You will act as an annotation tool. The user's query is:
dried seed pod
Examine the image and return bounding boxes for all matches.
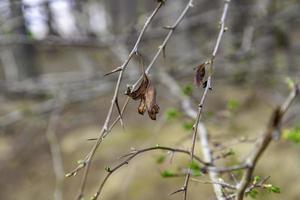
[148,104,159,120]
[194,63,206,87]
[145,80,160,120]
[126,73,159,120]
[138,97,146,115]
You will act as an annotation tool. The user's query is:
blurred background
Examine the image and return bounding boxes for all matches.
[0,0,300,200]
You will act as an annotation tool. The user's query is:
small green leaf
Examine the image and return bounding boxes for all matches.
[182,84,193,96]
[283,126,300,144]
[160,170,175,178]
[156,155,166,164]
[188,161,202,176]
[164,108,181,120]
[253,175,261,184]
[182,122,194,131]
[246,189,258,199]
[270,186,281,193]
[265,184,281,193]
[227,99,240,111]
[188,161,201,171]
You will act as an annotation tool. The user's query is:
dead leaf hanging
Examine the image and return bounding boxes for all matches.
[145,80,160,120]
[138,97,146,115]
[126,73,159,120]
[126,74,149,100]
[194,63,206,87]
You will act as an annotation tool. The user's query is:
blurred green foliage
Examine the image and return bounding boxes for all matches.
[182,122,194,131]
[164,108,181,120]
[182,84,193,96]
[160,170,176,178]
[283,125,300,144]
[156,155,166,164]
[188,161,202,177]
[227,99,240,112]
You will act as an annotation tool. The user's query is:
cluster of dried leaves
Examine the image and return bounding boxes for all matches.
[126,73,160,120]
[125,60,209,120]
[107,55,210,121]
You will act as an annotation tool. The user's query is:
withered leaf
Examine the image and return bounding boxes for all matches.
[138,97,146,115]
[148,104,159,120]
[126,74,149,100]
[126,73,159,120]
[194,63,206,87]
[145,80,160,120]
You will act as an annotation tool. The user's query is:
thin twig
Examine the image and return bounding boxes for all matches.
[235,84,299,200]
[108,0,196,134]
[159,70,249,176]
[133,0,195,88]
[91,146,206,199]
[182,1,231,200]
[45,91,65,200]
[191,178,236,190]
[66,3,164,200]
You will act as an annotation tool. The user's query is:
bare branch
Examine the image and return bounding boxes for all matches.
[66,3,164,199]
[45,92,65,200]
[235,84,299,200]
[181,1,231,200]
[191,178,236,190]
[91,145,206,199]
[100,0,197,135]
[198,123,226,200]
[132,0,195,88]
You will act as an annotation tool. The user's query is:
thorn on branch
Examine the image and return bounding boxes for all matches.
[115,98,124,129]
[170,187,186,195]
[104,66,123,76]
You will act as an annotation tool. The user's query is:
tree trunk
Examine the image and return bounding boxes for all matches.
[9,0,39,81]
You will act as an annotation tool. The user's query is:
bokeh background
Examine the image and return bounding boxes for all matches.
[0,0,300,200]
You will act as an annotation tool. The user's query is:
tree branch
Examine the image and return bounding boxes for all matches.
[235,84,299,200]
[45,91,65,200]
[91,146,206,200]
[182,1,231,200]
[65,3,164,200]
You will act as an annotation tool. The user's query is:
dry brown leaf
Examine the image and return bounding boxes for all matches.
[194,63,206,87]
[126,73,159,120]
[126,74,149,100]
[145,80,159,120]
[148,104,159,120]
[138,97,146,115]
